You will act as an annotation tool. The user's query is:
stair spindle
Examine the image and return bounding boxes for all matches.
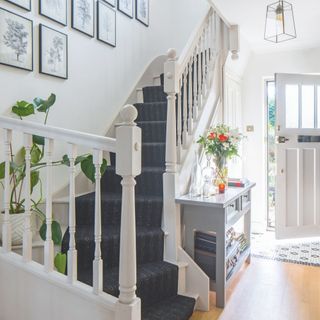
[202,29,207,97]
[93,149,103,294]
[182,69,188,146]
[193,49,199,120]
[188,60,193,134]
[2,129,12,252]
[68,144,77,284]
[23,134,33,262]
[44,138,54,272]
[197,37,203,110]
[177,78,182,158]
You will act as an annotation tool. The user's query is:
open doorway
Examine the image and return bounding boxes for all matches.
[266,80,276,230]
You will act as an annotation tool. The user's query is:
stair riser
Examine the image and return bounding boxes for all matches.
[143,87,167,103]
[135,103,167,122]
[102,167,164,196]
[75,196,163,227]
[138,122,166,143]
[62,228,164,270]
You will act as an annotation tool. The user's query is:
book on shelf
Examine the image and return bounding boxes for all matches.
[228,178,250,188]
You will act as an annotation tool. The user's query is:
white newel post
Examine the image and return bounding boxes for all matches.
[93,149,103,294]
[68,144,77,284]
[2,129,12,253]
[163,49,181,262]
[115,105,141,320]
[44,138,54,272]
[23,134,33,262]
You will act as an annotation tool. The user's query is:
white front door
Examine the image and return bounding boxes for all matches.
[276,73,320,239]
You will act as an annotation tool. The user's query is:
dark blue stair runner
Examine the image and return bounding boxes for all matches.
[62,79,195,319]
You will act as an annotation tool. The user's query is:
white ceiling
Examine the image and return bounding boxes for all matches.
[213,0,320,53]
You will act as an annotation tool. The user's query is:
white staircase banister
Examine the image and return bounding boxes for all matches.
[0,116,116,152]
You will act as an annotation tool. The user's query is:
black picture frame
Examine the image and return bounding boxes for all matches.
[39,0,68,26]
[117,0,133,19]
[72,0,95,38]
[0,7,33,71]
[135,0,149,27]
[5,0,31,11]
[39,24,68,79]
[97,1,116,47]
[104,0,116,7]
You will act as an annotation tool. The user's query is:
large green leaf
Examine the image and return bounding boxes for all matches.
[54,252,66,274]
[30,171,39,193]
[32,135,45,146]
[39,220,62,245]
[14,147,26,167]
[31,144,42,164]
[36,94,56,113]
[12,101,35,118]
[80,155,108,183]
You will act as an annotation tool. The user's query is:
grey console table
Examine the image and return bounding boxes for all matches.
[176,182,256,308]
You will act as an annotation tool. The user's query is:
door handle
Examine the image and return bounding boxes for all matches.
[277,136,289,144]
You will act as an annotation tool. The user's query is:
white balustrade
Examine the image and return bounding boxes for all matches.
[23,134,32,262]
[68,144,77,284]
[44,138,54,272]
[2,129,12,253]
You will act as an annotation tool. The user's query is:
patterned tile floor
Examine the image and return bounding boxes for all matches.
[251,231,320,267]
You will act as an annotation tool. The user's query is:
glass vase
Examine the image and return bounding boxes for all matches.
[189,150,203,197]
[213,156,228,188]
[202,154,215,197]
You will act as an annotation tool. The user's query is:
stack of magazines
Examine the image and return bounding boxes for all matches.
[228,178,250,188]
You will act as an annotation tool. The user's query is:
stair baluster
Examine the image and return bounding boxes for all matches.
[182,69,188,146]
[202,31,206,98]
[177,77,182,160]
[188,60,193,133]
[68,144,77,284]
[44,138,54,272]
[2,129,12,253]
[93,149,103,294]
[22,134,32,262]
[193,49,199,120]
[197,37,203,110]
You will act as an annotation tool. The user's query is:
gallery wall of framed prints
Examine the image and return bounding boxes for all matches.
[0,0,150,79]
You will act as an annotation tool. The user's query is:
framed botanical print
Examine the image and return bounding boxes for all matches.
[0,8,33,71]
[39,0,68,26]
[97,1,116,47]
[104,0,116,7]
[39,24,68,79]
[5,0,31,11]
[72,0,95,37]
[136,0,149,26]
[118,0,133,18]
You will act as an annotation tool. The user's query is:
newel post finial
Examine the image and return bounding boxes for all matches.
[167,48,177,61]
[120,104,138,126]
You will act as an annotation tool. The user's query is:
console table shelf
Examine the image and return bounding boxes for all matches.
[176,182,255,308]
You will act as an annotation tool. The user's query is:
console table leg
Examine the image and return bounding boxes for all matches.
[216,213,226,308]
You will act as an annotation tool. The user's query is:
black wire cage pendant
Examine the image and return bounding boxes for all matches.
[265,0,297,43]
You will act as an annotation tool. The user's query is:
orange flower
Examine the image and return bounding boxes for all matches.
[218,134,228,142]
[208,132,216,140]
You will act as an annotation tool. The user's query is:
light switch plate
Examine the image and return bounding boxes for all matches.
[246,125,254,132]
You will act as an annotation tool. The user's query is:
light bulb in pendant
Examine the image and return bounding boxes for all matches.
[275,5,284,23]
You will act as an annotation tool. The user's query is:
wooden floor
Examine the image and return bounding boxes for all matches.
[191,257,320,320]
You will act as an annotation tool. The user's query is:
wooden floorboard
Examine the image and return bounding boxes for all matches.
[191,257,320,320]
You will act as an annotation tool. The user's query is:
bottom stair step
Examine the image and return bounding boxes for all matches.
[142,295,196,320]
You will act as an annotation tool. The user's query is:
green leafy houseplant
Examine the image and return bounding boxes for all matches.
[0,94,107,273]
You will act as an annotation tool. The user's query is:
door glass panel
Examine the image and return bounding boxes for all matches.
[301,85,315,128]
[285,84,299,128]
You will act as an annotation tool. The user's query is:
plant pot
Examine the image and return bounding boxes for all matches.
[0,212,36,246]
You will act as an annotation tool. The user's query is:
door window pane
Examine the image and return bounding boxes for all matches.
[301,85,315,128]
[285,85,299,128]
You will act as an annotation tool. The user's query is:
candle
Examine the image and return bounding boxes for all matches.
[219,183,225,194]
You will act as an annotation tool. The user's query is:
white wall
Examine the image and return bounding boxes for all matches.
[242,47,320,232]
[0,0,209,195]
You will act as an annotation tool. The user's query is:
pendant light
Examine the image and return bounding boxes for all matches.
[264,0,297,43]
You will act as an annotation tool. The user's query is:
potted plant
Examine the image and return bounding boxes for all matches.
[0,94,107,273]
[197,124,243,190]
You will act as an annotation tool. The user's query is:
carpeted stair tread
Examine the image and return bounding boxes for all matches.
[78,261,179,308]
[135,102,167,122]
[75,192,163,227]
[102,166,164,196]
[62,225,164,270]
[137,121,167,143]
[141,142,165,167]
[143,86,167,103]
[142,295,196,320]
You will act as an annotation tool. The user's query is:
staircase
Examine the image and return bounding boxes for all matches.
[61,79,196,320]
